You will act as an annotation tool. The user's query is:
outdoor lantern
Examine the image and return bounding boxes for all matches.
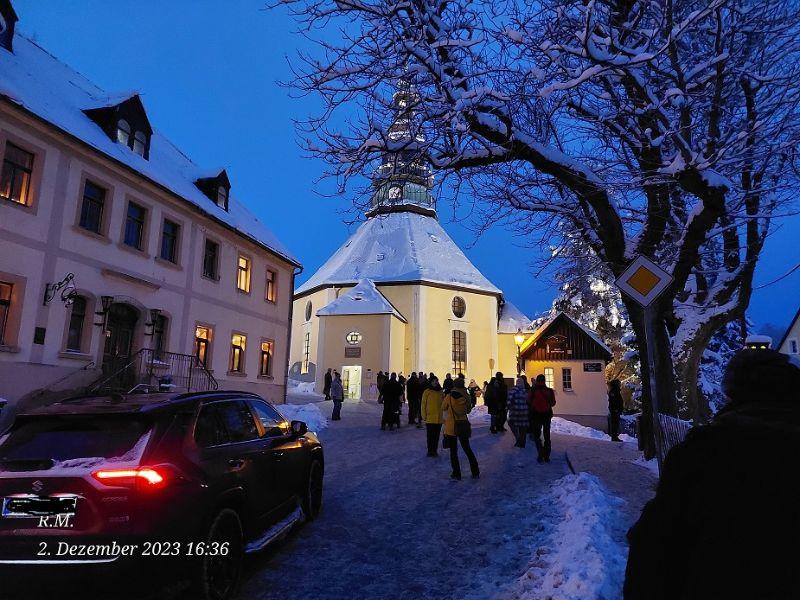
[514,329,526,347]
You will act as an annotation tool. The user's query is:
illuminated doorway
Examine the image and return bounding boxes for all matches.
[341,366,362,399]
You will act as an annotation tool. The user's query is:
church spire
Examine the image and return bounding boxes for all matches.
[367,79,436,218]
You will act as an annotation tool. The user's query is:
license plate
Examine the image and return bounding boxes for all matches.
[2,495,77,518]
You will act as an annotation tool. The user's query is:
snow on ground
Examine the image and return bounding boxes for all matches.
[504,472,628,600]
[277,402,328,433]
[286,379,323,397]
[551,417,635,444]
[631,456,659,475]
[469,404,492,424]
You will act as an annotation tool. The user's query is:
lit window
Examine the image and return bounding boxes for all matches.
[346,331,362,345]
[562,368,572,391]
[237,255,251,293]
[302,332,311,374]
[216,185,228,210]
[0,281,11,346]
[265,269,277,303]
[124,202,147,249]
[79,180,106,234]
[544,367,554,389]
[230,333,246,373]
[0,142,34,206]
[160,219,179,263]
[66,296,87,352]
[305,301,312,322]
[133,131,147,156]
[116,120,131,145]
[260,340,274,377]
[452,330,466,375]
[194,326,211,366]
[202,239,219,279]
[452,296,466,318]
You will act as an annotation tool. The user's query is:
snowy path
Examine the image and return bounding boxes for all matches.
[241,399,571,599]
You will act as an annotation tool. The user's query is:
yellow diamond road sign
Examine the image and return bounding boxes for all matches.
[615,256,674,307]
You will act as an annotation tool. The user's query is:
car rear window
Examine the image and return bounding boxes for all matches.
[0,416,151,470]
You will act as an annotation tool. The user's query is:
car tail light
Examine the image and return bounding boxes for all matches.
[92,467,167,490]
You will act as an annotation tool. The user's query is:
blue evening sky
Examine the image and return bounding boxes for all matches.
[13,1,799,335]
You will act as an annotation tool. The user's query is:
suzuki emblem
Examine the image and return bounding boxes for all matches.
[31,480,44,493]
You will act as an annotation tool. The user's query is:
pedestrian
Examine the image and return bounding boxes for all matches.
[467,378,481,408]
[421,374,444,457]
[407,372,421,425]
[376,371,385,404]
[484,375,498,433]
[380,372,403,430]
[608,379,624,441]
[442,377,479,480]
[507,375,530,448]
[398,373,407,416]
[493,372,509,432]
[416,372,429,428]
[323,368,332,401]
[330,372,344,420]
[529,374,556,463]
[443,373,454,393]
[624,350,800,600]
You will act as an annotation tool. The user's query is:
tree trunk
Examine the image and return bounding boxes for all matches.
[625,298,678,459]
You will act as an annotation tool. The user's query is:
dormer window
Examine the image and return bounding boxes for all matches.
[116,120,130,145]
[133,131,147,157]
[217,185,228,210]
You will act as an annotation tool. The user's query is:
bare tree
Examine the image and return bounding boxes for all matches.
[279,0,800,449]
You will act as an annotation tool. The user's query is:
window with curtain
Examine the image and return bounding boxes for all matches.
[259,340,274,377]
[230,333,246,373]
[544,367,555,389]
[562,368,572,391]
[66,296,87,352]
[236,255,251,293]
[265,269,277,303]
[194,326,211,366]
[0,142,34,206]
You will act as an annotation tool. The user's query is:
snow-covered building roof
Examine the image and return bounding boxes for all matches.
[316,279,406,322]
[498,301,532,334]
[0,32,299,266]
[296,211,502,296]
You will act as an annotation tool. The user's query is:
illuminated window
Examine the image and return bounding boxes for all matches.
[230,333,246,373]
[66,296,87,352]
[562,368,572,391]
[259,340,274,377]
[452,330,466,375]
[452,296,466,318]
[302,332,311,374]
[133,131,147,156]
[346,331,362,345]
[236,255,251,293]
[116,119,131,145]
[0,282,11,345]
[544,367,554,389]
[0,142,34,206]
[265,269,277,303]
[194,326,211,366]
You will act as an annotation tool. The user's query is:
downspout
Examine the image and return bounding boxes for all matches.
[281,265,303,404]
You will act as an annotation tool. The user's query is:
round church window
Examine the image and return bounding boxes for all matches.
[452,296,466,318]
[346,331,363,345]
[305,301,312,321]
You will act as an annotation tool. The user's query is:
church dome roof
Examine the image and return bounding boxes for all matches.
[295,211,502,296]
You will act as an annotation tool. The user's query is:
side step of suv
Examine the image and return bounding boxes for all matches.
[245,506,304,554]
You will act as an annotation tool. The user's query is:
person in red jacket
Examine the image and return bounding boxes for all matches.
[528,374,556,463]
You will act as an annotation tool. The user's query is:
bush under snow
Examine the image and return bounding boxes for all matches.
[277,403,328,433]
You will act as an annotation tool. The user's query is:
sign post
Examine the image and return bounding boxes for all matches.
[615,256,674,475]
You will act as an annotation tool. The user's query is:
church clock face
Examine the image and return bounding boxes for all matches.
[388,185,402,200]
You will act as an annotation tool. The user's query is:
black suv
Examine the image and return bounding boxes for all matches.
[0,391,324,599]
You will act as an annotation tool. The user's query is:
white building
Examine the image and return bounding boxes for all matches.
[0,3,300,409]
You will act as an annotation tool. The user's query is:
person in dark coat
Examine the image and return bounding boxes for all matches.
[323,368,333,401]
[443,373,454,394]
[484,376,498,433]
[624,350,800,600]
[507,376,530,448]
[376,371,386,404]
[607,379,624,441]
[493,372,509,432]
[330,372,344,420]
[529,374,555,462]
[406,372,422,425]
[380,372,403,430]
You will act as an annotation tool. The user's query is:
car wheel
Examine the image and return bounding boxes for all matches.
[302,459,323,521]
[196,508,244,600]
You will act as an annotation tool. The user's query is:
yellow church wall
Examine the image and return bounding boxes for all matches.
[289,287,336,385]
[524,360,609,417]
[497,333,522,378]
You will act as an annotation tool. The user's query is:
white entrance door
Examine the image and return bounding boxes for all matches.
[341,366,362,400]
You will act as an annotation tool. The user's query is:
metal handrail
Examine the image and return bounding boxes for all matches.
[89,349,218,394]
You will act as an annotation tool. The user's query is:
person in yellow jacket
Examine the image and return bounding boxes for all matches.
[421,375,444,457]
[442,379,480,480]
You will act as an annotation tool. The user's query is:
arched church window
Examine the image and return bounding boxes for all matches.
[305,301,312,322]
[346,331,362,345]
[452,296,466,318]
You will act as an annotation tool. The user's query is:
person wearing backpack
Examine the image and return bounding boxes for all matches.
[442,378,480,480]
[529,374,556,463]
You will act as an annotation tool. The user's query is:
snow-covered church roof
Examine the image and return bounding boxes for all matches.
[316,279,406,321]
[498,301,532,334]
[0,32,299,266]
[296,211,502,296]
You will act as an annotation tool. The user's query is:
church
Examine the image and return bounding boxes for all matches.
[288,83,531,398]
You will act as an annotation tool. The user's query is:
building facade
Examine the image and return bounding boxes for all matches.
[778,307,800,357]
[0,5,300,408]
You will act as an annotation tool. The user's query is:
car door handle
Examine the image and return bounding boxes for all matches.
[227,458,245,469]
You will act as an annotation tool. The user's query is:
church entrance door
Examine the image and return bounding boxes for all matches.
[341,366,362,400]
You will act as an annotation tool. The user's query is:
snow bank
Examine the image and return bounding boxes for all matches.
[551,417,635,443]
[631,456,659,475]
[278,403,328,433]
[468,404,492,425]
[509,473,627,600]
[287,379,323,397]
